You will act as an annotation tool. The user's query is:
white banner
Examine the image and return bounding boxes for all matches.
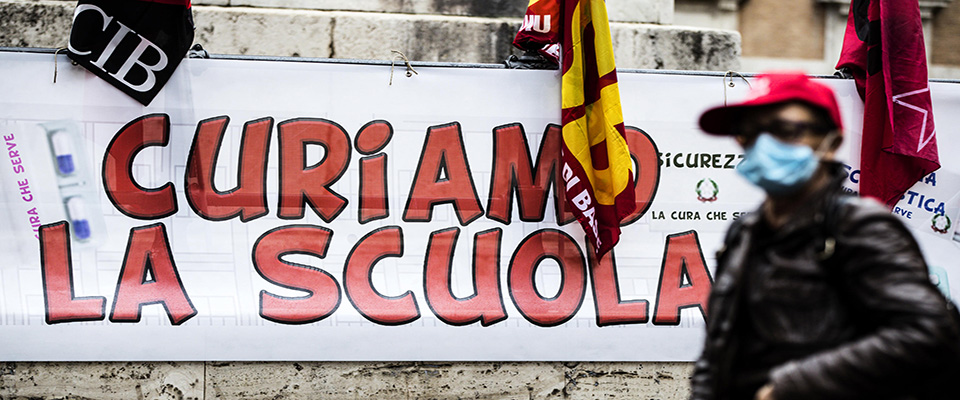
[1,50,959,361]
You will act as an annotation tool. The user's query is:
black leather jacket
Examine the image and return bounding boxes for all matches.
[691,166,960,400]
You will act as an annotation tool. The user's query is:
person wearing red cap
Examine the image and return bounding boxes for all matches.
[689,72,960,400]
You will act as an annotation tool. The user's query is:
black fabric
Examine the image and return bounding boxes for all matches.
[68,0,194,105]
[690,163,960,400]
[818,194,960,400]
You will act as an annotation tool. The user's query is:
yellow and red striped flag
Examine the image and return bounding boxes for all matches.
[559,0,635,258]
[513,0,635,259]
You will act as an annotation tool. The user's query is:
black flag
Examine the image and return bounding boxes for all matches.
[67,0,194,105]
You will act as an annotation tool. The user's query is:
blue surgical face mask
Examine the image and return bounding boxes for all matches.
[736,133,821,195]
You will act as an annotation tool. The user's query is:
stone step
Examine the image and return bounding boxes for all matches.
[192,0,674,24]
[0,0,738,70]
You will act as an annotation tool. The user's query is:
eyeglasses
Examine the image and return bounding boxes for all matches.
[735,119,833,144]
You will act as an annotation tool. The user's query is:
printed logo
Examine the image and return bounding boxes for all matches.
[521,14,552,33]
[932,213,951,234]
[67,1,194,105]
[696,178,718,203]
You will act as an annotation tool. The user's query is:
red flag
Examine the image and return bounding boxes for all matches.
[836,0,939,207]
[513,0,561,63]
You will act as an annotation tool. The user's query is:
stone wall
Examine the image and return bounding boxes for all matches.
[932,1,960,66]
[0,0,740,70]
[190,0,674,23]
[1,362,694,399]
[739,0,825,60]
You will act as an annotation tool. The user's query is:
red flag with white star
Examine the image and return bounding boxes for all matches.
[836,0,939,207]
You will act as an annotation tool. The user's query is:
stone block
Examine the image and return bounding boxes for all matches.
[933,0,960,65]
[327,12,518,63]
[611,23,741,70]
[196,0,673,23]
[0,362,205,400]
[224,0,526,19]
[0,0,73,49]
[561,362,694,399]
[401,362,568,398]
[277,11,738,69]
[0,1,738,71]
[608,0,675,24]
[193,6,334,57]
[0,361,696,399]
[205,362,569,399]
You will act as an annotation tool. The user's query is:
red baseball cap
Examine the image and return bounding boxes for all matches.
[699,72,843,136]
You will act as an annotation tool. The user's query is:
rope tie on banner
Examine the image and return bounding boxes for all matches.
[723,70,751,106]
[389,50,418,86]
[53,47,69,84]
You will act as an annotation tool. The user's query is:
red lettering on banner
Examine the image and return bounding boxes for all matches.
[587,244,649,326]
[354,120,392,155]
[82,113,693,328]
[621,126,661,225]
[253,225,340,324]
[508,229,586,326]
[39,222,107,324]
[487,123,574,225]
[186,116,273,222]
[343,226,420,325]
[423,228,507,326]
[356,120,393,224]
[359,154,389,224]
[403,122,483,225]
[102,114,178,219]
[653,231,712,325]
[109,223,197,325]
[277,118,350,221]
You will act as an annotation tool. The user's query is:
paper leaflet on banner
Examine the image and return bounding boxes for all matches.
[892,169,960,243]
[907,220,960,301]
[892,169,960,301]
[0,121,106,270]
